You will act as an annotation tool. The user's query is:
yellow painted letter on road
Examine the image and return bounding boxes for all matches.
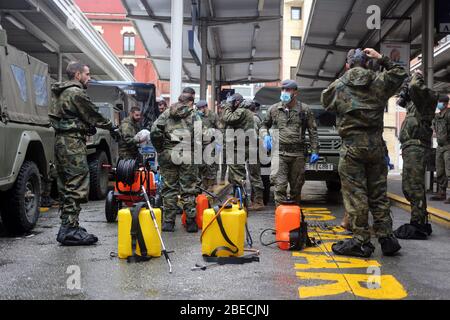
[293,253,380,269]
[303,213,335,221]
[297,272,407,299]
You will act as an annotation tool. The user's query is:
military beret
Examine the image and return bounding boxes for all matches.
[439,95,450,103]
[196,100,208,108]
[281,79,298,90]
[231,93,244,101]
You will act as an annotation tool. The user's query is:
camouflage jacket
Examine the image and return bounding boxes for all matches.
[253,113,262,133]
[49,80,112,137]
[260,101,319,156]
[399,73,438,149]
[222,101,256,147]
[118,116,141,159]
[198,110,219,146]
[433,108,450,147]
[150,102,201,154]
[321,56,407,146]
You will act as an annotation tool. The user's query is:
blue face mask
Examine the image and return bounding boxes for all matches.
[280,92,292,104]
[437,102,446,111]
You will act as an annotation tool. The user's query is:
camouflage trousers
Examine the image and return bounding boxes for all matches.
[55,135,89,227]
[227,147,263,193]
[159,150,198,224]
[246,162,264,201]
[199,146,217,190]
[339,144,393,244]
[402,145,429,224]
[271,154,305,207]
[435,146,450,193]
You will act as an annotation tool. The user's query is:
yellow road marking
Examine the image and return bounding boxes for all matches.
[294,207,408,300]
[297,272,408,299]
[303,213,336,221]
[293,252,380,269]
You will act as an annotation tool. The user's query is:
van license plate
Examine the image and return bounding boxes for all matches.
[306,163,334,171]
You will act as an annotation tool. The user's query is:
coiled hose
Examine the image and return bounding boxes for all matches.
[116,159,138,186]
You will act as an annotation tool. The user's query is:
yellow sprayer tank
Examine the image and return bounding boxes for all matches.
[118,207,162,259]
[201,203,246,257]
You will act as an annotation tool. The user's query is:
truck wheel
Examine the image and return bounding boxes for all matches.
[0,161,41,234]
[105,190,119,222]
[89,151,109,200]
[326,180,341,192]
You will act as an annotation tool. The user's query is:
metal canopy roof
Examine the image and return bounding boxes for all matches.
[0,0,134,81]
[121,0,282,85]
[296,0,448,89]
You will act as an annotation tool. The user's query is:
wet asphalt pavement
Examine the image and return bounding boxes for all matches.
[0,181,449,300]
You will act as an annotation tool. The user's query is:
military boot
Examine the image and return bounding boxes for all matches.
[378,235,401,256]
[430,191,446,201]
[394,222,431,240]
[331,238,375,258]
[185,218,198,233]
[57,225,98,246]
[162,221,175,232]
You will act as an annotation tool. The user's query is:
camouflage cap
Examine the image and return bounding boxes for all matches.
[281,79,298,90]
[241,99,254,109]
[230,93,244,102]
[182,87,196,95]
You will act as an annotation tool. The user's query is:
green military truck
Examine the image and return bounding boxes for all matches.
[0,30,54,233]
[255,86,341,202]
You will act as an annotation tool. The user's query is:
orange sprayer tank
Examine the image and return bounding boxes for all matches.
[181,194,209,229]
[275,201,301,250]
[115,170,156,193]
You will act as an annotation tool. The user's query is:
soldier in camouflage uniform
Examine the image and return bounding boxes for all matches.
[394,70,437,240]
[196,100,220,191]
[260,80,319,208]
[321,48,407,257]
[118,106,142,160]
[242,99,265,210]
[217,102,228,184]
[150,94,200,233]
[430,95,450,202]
[222,94,256,196]
[49,61,114,246]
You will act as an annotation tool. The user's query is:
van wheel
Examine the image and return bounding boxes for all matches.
[326,180,341,192]
[89,151,109,200]
[0,161,41,234]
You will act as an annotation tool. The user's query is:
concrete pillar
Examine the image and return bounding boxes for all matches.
[170,0,184,104]
[200,22,208,100]
[210,60,216,112]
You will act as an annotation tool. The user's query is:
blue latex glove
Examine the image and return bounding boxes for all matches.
[309,153,319,164]
[215,143,222,153]
[263,135,272,151]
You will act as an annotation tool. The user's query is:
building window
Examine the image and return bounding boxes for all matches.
[290,66,297,80]
[123,33,135,55]
[291,7,302,20]
[125,64,135,76]
[291,36,302,50]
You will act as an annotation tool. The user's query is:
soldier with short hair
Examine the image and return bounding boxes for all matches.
[430,95,450,202]
[118,106,143,160]
[394,70,437,240]
[49,61,114,246]
[321,48,407,257]
[150,93,200,233]
[260,80,319,208]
